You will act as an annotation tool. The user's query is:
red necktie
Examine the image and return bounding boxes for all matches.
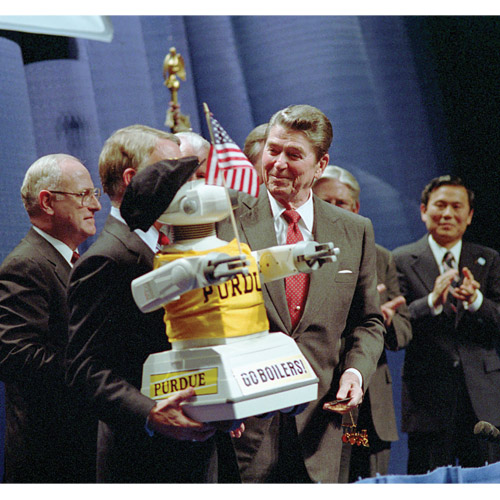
[283,209,310,328]
[157,231,170,249]
[71,251,80,265]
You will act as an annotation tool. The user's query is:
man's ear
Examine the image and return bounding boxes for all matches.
[314,153,329,180]
[123,168,137,187]
[420,203,427,223]
[38,190,55,215]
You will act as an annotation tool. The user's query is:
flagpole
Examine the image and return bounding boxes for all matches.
[203,103,243,256]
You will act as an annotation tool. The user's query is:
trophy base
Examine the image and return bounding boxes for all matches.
[141,331,318,422]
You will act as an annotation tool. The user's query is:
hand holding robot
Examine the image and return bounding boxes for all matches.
[120,157,339,428]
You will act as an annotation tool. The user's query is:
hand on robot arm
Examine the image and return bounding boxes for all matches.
[131,252,249,313]
[253,241,339,283]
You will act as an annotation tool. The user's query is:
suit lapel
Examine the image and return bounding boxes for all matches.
[459,242,486,283]
[103,215,155,267]
[26,228,71,286]
[239,192,290,333]
[410,236,439,292]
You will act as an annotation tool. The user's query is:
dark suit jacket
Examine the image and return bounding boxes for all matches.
[0,228,96,482]
[217,191,385,483]
[65,215,217,483]
[366,244,412,442]
[393,236,500,432]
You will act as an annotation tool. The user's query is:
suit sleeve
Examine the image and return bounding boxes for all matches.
[342,219,385,390]
[383,252,412,351]
[393,252,435,322]
[65,254,156,431]
[0,255,65,384]
[473,251,500,333]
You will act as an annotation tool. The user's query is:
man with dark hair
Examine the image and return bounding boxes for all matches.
[65,125,219,483]
[0,154,101,482]
[393,175,500,474]
[217,105,384,483]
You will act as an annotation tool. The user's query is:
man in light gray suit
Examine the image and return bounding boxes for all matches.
[217,104,385,483]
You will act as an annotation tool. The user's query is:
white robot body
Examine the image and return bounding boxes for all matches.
[157,182,231,225]
[133,180,338,423]
[142,331,319,422]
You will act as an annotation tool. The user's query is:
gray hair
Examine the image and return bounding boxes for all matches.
[21,153,77,216]
[176,131,210,156]
[316,165,360,203]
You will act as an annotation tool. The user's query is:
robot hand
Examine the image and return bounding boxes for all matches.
[293,241,340,273]
[255,241,340,283]
[202,253,250,285]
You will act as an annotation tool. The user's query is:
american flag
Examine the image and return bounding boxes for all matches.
[205,115,260,198]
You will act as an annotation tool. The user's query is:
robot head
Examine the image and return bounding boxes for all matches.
[158,179,236,225]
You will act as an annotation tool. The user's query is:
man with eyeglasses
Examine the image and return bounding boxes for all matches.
[0,153,101,482]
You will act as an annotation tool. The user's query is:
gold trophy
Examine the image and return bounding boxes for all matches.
[164,47,191,132]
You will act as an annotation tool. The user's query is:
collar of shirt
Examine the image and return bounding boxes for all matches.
[267,189,314,246]
[428,234,462,273]
[111,206,159,253]
[32,225,75,266]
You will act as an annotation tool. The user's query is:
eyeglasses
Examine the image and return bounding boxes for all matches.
[49,188,101,207]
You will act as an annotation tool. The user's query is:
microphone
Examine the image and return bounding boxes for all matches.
[474,421,500,443]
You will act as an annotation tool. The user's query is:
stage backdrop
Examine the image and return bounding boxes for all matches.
[1,15,498,480]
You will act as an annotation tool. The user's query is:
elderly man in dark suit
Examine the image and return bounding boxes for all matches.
[0,153,101,482]
[217,105,385,483]
[313,165,412,481]
[393,175,500,474]
[65,125,220,483]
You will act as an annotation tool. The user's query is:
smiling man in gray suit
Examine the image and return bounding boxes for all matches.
[217,105,385,483]
[393,175,500,474]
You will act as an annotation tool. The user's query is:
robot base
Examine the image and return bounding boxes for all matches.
[141,331,319,422]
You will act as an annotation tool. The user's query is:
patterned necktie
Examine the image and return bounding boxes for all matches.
[442,251,457,312]
[283,209,310,328]
[71,251,80,265]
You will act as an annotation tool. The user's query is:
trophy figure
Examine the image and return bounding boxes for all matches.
[163,47,191,132]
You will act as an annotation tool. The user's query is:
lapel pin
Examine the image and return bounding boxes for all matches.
[477,257,486,266]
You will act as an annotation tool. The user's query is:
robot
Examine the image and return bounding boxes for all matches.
[121,158,340,427]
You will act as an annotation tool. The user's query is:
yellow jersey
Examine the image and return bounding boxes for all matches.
[154,239,269,342]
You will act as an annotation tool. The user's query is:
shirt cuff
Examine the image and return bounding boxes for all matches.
[344,368,363,388]
[464,289,483,312]
[428,293,443,316]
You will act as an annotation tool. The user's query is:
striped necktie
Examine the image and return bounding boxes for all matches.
[442,251,457,312]
[71,251,80,265]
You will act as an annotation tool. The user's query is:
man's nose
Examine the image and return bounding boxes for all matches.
[442,205,453,217]
[88,195,101,211]
[274,152,287,168]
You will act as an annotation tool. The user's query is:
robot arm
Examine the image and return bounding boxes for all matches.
[254,241,339,283]
[131,253,249,313]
